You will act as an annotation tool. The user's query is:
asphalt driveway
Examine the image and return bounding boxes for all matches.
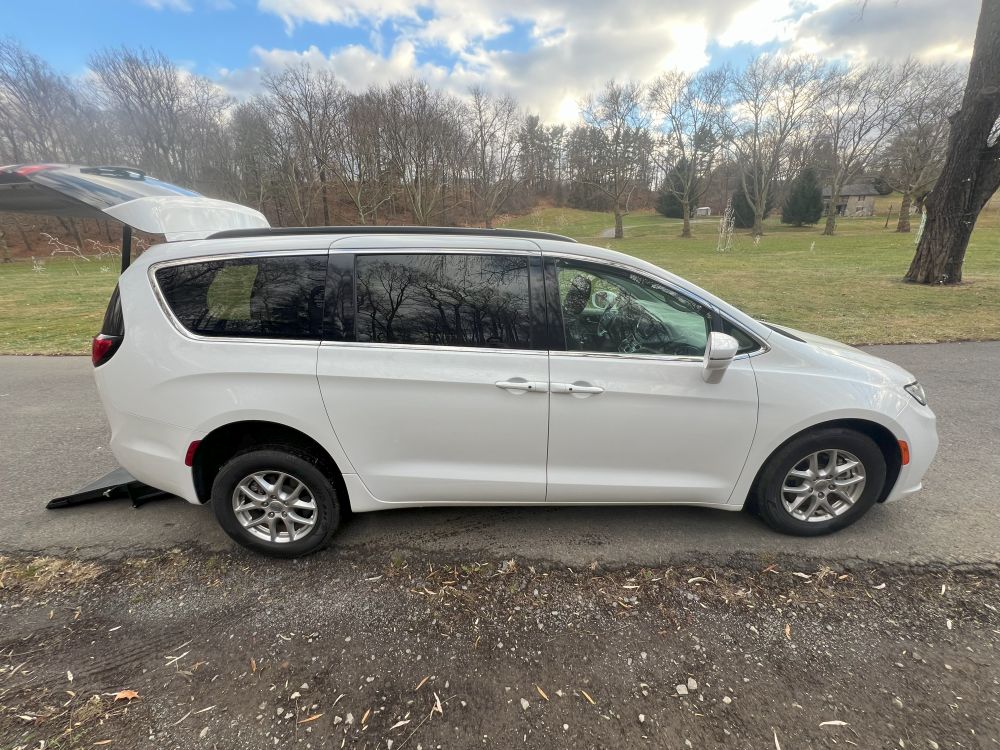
[2,342,997,565]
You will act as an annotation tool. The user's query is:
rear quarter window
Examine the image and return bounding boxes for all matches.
[101,284,124,336]
[155,255,326,339]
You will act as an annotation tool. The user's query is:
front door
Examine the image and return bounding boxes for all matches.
[545,257,758,505]
[316,250,549,504]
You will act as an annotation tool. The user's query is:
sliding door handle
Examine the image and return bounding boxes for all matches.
[495,379,547,393]
[551,382,604,395]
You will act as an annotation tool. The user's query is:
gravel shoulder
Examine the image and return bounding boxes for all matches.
[2,549,998,750]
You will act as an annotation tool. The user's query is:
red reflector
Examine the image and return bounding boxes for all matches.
[91,335,117,366]
[898,440,910,466]
[16,164,58,176]
[185,441,201,467]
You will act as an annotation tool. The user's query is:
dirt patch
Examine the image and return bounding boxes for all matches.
[1,549,998,749]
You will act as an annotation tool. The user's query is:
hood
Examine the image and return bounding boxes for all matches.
[770,323,917,387]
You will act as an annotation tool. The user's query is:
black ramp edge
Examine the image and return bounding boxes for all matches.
[47,467,172,509]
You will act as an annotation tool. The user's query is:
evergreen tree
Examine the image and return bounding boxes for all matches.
[655,188,684,218]
[781,168,824,227]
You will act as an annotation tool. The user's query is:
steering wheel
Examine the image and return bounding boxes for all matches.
[590,289,618,311]
[596,295,622,337]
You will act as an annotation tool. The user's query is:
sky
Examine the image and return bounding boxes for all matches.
[0,0,982,122]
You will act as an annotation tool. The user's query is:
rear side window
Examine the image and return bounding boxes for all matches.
[101,284,124,336]
[355,253,532,349]
[155,255,326,339]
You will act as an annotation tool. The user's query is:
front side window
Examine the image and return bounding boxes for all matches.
[155,255,326,339]
[355,253,531,349]
[555,258,712,357]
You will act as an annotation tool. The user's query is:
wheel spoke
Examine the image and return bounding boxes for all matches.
[834,474,864,488]
[243,514,268,530]
[238,483,266,503]
[283,516,296,542]
[268,516,278,543]
[287,511,315,528]
[834,459,859,476]
[234,501,259,514]
[787,494,811,513]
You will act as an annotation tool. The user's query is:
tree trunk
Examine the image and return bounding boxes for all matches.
[614,208,624,239]
[681,201,691,238]
[823,200,839,236]
[896,192,912,233]
[905,1,1000,284]
[319,168,331,226]
[905,210,977,284]
[752,212,764,237]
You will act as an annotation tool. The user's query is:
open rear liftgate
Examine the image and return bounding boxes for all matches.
[0,163,271,510]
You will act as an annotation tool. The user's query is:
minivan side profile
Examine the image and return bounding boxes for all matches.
[91,226,938,557]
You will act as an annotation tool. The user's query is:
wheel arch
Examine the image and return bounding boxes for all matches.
[747,418,902,505]
[191,420,350,507]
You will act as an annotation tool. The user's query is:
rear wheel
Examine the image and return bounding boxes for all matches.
[753,428,886,536]
[211,447,340,557]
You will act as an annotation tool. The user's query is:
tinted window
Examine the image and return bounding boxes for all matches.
[355,254,531,349]
[556,259,712,357]
[101,284,124,336]
[156,255,326,339]
[721,319,761,354]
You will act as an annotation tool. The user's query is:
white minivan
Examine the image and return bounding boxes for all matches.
[2,165,939,557]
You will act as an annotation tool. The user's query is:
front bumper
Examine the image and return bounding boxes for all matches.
[883,398,938,503]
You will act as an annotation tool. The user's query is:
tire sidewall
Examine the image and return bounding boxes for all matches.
[757,428,887,536]
[212,448,339,557]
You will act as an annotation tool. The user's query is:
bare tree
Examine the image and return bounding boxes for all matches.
[729,55,828,236]
[331,91,393,224]
[468,86,522,228]
[648,68,729,237]
[581,80,649,239]
[89,47,230,188]
[879,63,963,232]
[375,80,469,226]
[263,65,341,225]
[816,60,911,235]
[0,38,80,163]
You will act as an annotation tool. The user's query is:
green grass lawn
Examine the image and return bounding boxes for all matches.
[504,206,1000,346]
[0,205,997,354]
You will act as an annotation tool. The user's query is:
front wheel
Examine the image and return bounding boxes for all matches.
[212,447,341,557]
[753,428,886,536]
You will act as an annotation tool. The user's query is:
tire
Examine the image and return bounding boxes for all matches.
[211,446,341,557]
[752,427,886,536]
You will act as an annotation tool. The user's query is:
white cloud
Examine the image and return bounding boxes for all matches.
[140,0,193,10]
[214,0,978,121]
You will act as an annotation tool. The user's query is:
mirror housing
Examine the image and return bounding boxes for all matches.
[702,332,739,383]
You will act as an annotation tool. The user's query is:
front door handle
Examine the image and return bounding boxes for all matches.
[495,379,547,394]
[551,382,604,395]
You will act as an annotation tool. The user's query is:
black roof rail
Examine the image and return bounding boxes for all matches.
[206,225,578,243]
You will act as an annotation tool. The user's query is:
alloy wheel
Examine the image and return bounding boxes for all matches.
[780,449,867,523]
[232,470,318,543]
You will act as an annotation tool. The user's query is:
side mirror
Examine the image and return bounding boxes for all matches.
[702,332,739,383]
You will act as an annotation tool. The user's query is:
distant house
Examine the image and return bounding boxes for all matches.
[695,206,712,217]
[822,183,879,217]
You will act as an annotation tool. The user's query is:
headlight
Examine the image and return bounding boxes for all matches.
[904,382,927,406]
